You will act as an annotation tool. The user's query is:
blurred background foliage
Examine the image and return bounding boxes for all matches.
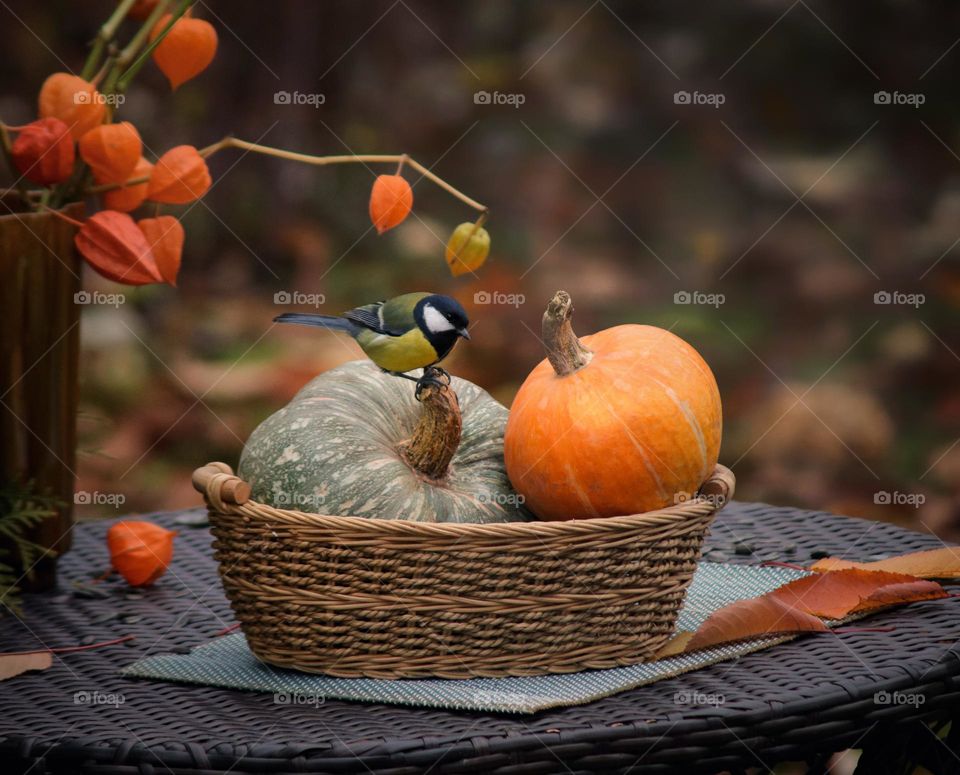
[2,1,959,538]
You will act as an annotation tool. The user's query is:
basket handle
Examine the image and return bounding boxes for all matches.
[192,462,251,509]
[700,464,736,508]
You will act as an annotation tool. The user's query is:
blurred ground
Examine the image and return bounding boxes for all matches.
[3,1,959,538]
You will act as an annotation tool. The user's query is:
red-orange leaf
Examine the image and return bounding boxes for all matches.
[137,216,184,286]
[686,596,829,652]
[851,580,948,613]
[75,211,163,286]
[0,651,52,681]
[369,174,413,234]
[769,569,940,620]
[811,547,960,579]
[147,145,211,204]
[79,122,142,184]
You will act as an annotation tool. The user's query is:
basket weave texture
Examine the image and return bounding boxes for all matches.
[192,462,735,679]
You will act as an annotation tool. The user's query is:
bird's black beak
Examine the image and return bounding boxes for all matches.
[458,327,471,340]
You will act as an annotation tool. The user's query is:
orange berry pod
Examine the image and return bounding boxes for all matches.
[103,157,153,213]
[127,0,160,21]
[150,14,218,90]
[137,215,184,286]
[147,145,211,204]
[369,174,413,234]
[445,221,491,277]
[106,520,177,587]
[10,118,75,185]
[74,210,164,286]
[79,122,142,184]
[38,73,106,140]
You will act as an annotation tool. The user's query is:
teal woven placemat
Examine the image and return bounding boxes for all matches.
[121,562,808,713]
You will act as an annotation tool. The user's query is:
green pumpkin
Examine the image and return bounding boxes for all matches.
[238,360,530,523]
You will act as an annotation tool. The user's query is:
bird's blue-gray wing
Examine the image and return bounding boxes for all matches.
[343,301,399,335]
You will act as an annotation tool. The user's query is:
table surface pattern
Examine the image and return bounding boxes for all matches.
[2,502,959,774]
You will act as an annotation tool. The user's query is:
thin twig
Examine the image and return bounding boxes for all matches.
[197,137,488,213]
[0,634,135,657]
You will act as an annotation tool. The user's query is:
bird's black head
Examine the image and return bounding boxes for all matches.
[415,295,471,356]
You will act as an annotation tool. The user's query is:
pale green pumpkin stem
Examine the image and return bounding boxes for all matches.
[542,290,593,376]
[398,372,462,480]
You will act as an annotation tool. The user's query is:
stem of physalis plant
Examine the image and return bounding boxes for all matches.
[111,0,190,94]
[197,137,489,214]
[80,0,140,81]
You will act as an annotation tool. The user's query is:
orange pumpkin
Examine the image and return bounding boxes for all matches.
[504,291,722,520]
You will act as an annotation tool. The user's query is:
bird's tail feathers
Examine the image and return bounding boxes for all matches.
[273,313,358,335]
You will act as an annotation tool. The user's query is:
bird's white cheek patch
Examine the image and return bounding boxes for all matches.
[423,304,456,333]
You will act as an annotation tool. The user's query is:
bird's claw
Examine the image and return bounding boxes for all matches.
[415,366,450,399]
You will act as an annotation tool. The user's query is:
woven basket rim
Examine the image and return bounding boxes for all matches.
[193,462,735,537]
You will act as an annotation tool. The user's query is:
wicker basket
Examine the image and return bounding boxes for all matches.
[192,462,735,679]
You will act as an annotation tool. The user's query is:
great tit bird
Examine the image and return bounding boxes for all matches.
[274,292,471,381]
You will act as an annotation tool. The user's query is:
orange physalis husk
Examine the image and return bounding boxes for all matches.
[137,216,184,286]
[78,122,142,185]
[106,520,177,587]
[104,157,153,213]
[147,145,212,204]
[150,14,218,90]
[128,0,160,21]
[74,211,164,286]
[369,174,413,234]
[445,221,490,276]
[10,118,75,186]
[38,73,106,140]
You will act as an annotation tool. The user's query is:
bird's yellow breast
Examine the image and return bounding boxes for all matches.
[356,327,440,373]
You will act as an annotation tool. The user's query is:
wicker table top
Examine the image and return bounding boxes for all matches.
[3,502,959,774]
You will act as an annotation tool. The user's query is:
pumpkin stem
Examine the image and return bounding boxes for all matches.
[398,368,462,480]
[542,290,593,376]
